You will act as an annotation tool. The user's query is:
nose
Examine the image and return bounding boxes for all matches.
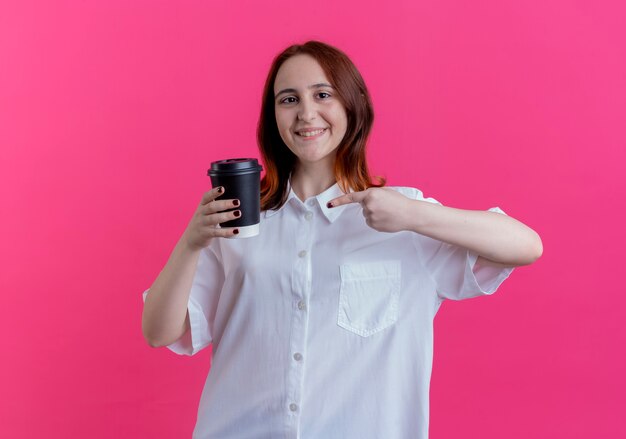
[297,97,317,121]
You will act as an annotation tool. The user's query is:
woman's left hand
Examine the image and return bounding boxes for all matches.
[327,188,412,233]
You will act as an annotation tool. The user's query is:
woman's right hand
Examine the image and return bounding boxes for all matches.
[183,186,241,250]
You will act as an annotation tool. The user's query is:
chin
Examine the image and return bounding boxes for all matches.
[299,153,335,165]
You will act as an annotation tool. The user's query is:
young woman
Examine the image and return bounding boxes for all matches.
[142,41,542,439]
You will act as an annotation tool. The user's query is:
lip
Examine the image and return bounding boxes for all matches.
[294,128,327,141]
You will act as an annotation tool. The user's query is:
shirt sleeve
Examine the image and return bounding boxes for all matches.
[142,241,225,355]
[403,187,515,301]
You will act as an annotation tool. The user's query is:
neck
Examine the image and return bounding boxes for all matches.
[289,160,336,201]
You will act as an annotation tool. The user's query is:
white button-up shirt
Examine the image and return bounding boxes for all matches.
[143,182,514,439]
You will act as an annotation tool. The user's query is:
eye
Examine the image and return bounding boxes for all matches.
[279,96,298,104]
[317,92,331,99]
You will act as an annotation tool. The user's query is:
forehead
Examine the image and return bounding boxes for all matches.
[274,54,330,92]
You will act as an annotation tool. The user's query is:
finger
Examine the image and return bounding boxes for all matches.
[203,199,240,214]
[203,210,241,226]
[201,186,225,205]
[327,191,367,208]
[209,226,240,238]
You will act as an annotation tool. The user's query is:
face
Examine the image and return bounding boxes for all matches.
[274,54,348,169]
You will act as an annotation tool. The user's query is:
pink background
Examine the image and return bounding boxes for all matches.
[1,1,624,438]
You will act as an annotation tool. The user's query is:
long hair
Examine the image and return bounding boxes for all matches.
[257,40,385,211]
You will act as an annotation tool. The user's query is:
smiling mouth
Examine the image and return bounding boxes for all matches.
[296,128,327,137]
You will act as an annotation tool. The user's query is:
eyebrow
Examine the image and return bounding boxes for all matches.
[274,83,334,99]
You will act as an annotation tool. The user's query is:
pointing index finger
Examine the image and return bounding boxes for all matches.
[327,191,366,208]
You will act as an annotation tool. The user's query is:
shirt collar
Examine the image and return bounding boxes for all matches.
[264,180,353,223]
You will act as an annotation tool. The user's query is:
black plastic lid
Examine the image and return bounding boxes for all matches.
[207,158,263,176]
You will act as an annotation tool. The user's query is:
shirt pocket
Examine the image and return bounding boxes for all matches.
[337,260,401,337]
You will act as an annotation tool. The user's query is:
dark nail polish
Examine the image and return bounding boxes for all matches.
[233,200,240,206]
[233,210,241,217]
[326,202,333,208]
[217,186,224,193]
[233,229,239,235]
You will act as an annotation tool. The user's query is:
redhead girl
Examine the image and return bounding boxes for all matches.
[142,41,542,439]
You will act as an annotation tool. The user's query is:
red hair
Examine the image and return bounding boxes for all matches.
[257,40,385,211]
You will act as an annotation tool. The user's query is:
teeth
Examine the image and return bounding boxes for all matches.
[298,129,325,137]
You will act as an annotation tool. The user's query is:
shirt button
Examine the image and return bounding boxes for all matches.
[304,211,313,221]
[293,353,303,361]
[307,200,315,207]
[289,403,298,412]
[297,301,306,310]
[298,250,307,258]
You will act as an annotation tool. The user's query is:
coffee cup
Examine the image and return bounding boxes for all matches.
[207,158,263,238]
